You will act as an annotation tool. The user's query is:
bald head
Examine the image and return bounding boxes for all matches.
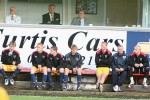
[134,45,141,55]
[10,6,16,15]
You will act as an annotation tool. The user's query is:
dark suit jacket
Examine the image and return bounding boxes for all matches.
[42,13,60,25]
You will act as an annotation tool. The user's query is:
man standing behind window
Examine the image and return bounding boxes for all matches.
[5,7,21,24]
[71,10,90,26]
[42,4,60,25]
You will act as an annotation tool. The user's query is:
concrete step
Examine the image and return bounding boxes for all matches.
[1,81,150,92]
[7,90,150,99]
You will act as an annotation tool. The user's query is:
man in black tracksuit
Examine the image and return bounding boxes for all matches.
[128,45,149,88]
[64,44,83,91]
[30,43,48,90]
[95,42,112,92]
[0,41,22,86]
[112,45,128,92]
[47,46,64,90]
[128,46,149,88]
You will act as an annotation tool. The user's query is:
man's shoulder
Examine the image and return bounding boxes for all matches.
[65,52,71,57]
[54,13,60,16]
[76,52,82,56]
[2,49,9,53]
[112,53,118,57]
[42,13,49,17]
[73,17,80,20]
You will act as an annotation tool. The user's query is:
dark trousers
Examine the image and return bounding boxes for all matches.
[112,70,127,86]
[128,66,149,78]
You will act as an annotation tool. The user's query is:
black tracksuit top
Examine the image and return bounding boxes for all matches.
[95,49,112,68]
[1,49,21,65]
[31,50,48,67]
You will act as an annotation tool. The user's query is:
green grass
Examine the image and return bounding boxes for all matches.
[10,96,150,100]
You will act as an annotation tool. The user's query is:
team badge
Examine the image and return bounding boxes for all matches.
[13,55,16,58]
[76,58,79,61]
[123,56,126,60]
[140,58,142,61]
[42,56,45,58]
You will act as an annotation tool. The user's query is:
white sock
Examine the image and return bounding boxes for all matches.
[143,78,147,83]
[130,77,134,84]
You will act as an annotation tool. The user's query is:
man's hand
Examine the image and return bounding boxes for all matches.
[52,67,56,71]
[134,63,139,68]
[115,68,120,72]
[38,65,42,69]
[120,68,124,72]
[132,67,135,72]
[99,59,101,61]
[12,61,16,65]
[139,63,144,67]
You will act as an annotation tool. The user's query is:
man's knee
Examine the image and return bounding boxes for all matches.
[30,68,35,74]
[43,67,47,75]
[17,64,23,69]
[47,68,51,72]
[59,68,64,73]
[64,68,69,74]
[77,68,82,75]
[0,64,4,69]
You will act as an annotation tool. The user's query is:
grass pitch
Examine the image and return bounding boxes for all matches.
[10,96,150,100]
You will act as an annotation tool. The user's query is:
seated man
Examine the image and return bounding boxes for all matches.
[71,10,90,26]
[42,4,60,25]
[64,44,83,91]
[128,45,149,88]
[112,45,128,92]
[30,43,48,90]
[95,42,112,92]
[0,41,22,85]
[5,6,21,24]
[47,46,64,91]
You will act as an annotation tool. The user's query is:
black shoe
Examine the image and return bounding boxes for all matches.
[34,85,39,90]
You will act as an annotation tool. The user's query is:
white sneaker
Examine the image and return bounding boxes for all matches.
[10,78,14,85]
[96,83,100,89]
[99,84,103,92]
[118,87,122,92]
[113,85,118,92]
[4,78,9,86]
[143,82,148,88]
[128,83,134,88]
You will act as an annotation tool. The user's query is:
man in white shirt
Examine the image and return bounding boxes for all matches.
[5,7,21,24]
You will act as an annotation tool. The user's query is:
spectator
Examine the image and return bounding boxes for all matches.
[71,10,90,26]
[42,4,60,25]
[5,6,21,24]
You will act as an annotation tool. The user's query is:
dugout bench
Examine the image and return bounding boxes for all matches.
[3,66,150,85]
